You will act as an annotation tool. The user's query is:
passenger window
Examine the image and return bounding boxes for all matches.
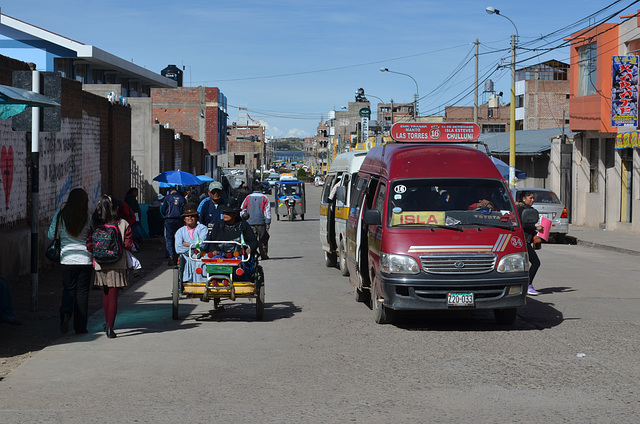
[350,176,368,219]
[321,176,335,203]
[373,183,387,215]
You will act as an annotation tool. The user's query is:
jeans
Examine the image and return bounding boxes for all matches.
[164,219,183,259]
[60,265,93,332]
[250,225,268,258]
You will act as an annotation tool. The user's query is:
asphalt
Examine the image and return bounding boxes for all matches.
[567,224,640,256]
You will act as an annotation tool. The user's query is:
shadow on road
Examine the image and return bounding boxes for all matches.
[191,300,302,323]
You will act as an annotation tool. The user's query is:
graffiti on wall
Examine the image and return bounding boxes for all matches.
[1,145,13,210]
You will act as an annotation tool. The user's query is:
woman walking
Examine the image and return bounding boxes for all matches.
[87,195,133,338]
[516,191,543,296]
[47,188,93,334]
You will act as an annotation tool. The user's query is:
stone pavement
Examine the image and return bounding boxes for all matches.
[568,224,640,256]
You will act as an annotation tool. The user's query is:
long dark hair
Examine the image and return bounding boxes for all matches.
[91,194,119,228]
[60,188,88,237]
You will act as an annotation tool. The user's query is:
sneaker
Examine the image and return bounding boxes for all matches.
[527,285,539,296]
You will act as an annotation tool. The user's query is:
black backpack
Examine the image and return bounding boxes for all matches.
[92,222,124,264]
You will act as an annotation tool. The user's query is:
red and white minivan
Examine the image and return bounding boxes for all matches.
[345,139,538,325]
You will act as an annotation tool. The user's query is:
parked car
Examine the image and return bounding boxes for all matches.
[260,181,272,195]
[510,188,568,243]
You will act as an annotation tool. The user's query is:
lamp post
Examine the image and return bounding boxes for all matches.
[486,6,518,188]
[380,67,419,121]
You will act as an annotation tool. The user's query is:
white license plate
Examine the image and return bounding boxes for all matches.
[447,292,474,307]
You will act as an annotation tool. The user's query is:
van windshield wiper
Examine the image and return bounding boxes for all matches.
[466,222,515,231]
[428,224,463,232]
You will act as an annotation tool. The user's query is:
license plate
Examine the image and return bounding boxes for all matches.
[447,292,474,307]
[207,265,234,274]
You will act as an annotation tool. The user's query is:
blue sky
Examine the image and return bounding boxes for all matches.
[1,0,636,138]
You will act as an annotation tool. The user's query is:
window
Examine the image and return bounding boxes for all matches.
[578,42,598,96]
[589,138,599,192]
[515,95,524,108]
[373,183,386,215]
[482,124,506,133]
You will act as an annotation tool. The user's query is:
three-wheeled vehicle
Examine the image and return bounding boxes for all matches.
[172,240,265,320]
[275,177,306,221]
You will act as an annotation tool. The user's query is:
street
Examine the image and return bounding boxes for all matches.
[1,186,639,423]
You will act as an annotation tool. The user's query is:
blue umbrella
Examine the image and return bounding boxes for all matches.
[153,170,202,186]
[197,174,214,183]
[490,157,526,180]
[158,182,175,188]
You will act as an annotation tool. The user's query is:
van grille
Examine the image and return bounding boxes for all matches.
[420,254,496,274]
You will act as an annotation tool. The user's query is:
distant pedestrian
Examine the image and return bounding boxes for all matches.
[161,187,186,266]
[0,276,21,325]
[124,187,143,243]
[87,194,133,339]
[147,194,165,237]
[47,188,93,334]
[241,180,272,260]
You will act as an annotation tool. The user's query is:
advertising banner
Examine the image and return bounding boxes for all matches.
[611,55,639,127]
[391,122,480,142]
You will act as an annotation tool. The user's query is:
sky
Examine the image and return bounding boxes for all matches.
[1,0,638,138]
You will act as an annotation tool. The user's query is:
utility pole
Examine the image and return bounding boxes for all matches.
[474,39,479,125]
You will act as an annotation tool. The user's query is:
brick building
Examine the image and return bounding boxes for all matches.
[151,86,228,155]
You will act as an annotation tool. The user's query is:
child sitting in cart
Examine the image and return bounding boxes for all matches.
[206,198,259,280]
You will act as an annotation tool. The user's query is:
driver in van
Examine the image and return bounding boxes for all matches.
[468,187,498,211]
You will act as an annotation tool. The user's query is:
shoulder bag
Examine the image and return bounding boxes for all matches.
[45,214,62,263]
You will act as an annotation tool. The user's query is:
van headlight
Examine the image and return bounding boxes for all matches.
[381,252,420,274]
[496,252,529,273]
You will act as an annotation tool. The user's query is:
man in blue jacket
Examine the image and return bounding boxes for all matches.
[161,187,186,265]
[199,181,226,228]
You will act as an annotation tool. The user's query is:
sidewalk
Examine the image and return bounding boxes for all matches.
[568,224,640,256]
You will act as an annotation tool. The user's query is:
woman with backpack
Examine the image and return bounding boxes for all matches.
[87,194,133,339]
[47,188,93,334]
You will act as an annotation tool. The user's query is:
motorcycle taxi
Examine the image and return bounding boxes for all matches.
[274,177,306,221]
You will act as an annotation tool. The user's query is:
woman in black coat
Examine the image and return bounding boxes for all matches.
[515,191,543,296]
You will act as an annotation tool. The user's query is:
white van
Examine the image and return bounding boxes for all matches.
[319,151,368,276]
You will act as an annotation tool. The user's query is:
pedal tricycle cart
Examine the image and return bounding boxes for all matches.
[172,240,265,320]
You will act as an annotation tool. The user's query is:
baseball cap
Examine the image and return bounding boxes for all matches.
[209,181,223,191]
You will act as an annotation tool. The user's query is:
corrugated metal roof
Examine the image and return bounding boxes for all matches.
[478,127,576,155]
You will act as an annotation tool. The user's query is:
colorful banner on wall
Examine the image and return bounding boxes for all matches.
[611,55,639,127]
[615,131,640,149]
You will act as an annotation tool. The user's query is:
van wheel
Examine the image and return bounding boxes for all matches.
[355,286,369,303]
[276,214,279,221]
[494,308,517,325]
[371,278,393,324]
[325,252,337,267]
[339,242,349,277]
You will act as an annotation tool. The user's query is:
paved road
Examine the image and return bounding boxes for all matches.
[1,186,639,423]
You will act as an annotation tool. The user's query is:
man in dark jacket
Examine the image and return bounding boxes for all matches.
[199,181,226,228]
[161,187,186,265]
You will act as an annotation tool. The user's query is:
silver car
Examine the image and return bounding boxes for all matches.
[510,188,569,243]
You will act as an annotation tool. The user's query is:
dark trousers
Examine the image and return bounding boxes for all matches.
[250,225,268,258]
[526,243,541,286]
[60,265,93,332]
[164,218,183,259]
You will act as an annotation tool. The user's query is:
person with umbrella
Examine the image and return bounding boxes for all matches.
[161,187,186,266]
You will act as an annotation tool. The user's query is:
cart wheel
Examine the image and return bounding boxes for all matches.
[172,266,180,320]
[288,212,294,221]
[213,298,221,310]
[256,268,265,321]
[301,214,305,220]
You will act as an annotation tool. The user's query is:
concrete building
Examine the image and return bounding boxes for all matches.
[0,13,176,95]
[568,16,640,232]
[445,98,511,133]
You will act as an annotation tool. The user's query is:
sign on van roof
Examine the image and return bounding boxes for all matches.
[391,122,480,142]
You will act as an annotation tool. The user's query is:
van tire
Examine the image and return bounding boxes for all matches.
[371,278,393,324]
[325,252,337,267]
[339,242,349,276]
[494,308,517,325]
[276,214,279,221]
[355,286,369,303]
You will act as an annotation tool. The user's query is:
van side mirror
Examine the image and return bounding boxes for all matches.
[335,186,346,203]
[521,208,539,224]
[363,209,382,226]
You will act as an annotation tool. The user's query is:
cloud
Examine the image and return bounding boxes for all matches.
[286,128,310,138]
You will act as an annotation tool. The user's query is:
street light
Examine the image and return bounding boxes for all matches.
[486,6,518,188]
[380,67,419,121]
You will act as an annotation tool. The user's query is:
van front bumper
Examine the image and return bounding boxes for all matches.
[378,272,529,311]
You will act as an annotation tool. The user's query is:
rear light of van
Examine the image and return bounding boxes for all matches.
[560,208,568,219]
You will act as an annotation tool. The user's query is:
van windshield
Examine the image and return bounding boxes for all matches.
[387,179,517,228]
